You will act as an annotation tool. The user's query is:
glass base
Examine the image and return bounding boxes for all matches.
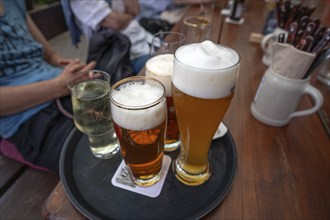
[172,159,211,186]
[90,144,120,159]
[164,140,180,152]
[88,132,120,159]
[131,171,162,187]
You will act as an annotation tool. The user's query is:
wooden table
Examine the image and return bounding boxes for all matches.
[43,1,330,219]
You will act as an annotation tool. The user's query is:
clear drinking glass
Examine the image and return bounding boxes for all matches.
[172,42,240,186]
[67,70,119,159]
[110,76,167,187]
[145,31,185,152]
[182,15,212,44]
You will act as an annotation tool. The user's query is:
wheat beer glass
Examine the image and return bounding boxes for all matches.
[67,70,119,159]
[172,41,240,186]
[146,31,185,152]
[110,76,167,187]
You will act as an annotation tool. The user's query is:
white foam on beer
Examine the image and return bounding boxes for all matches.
[111,81,166,131]
[172,40,240,99]
[146,54,173,76]
[145,54,173,97]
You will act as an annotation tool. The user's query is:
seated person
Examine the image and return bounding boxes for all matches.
[0,0,95,173]
[61,0,153,74]
[138,0,214,23]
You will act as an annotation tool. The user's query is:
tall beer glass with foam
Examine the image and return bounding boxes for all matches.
[110,76,167,187]
[172,41,240,186]
[146,31,185,152]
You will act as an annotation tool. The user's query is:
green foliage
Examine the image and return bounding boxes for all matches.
[33,0,58,5]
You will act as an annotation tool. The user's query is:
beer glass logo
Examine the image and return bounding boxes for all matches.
[94,99,111,124]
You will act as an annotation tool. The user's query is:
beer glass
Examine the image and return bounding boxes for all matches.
[172,41,240,186]
[146,31,185,152]
[67,70,119,159]
[110,76,167,187]
[182,15,212,44]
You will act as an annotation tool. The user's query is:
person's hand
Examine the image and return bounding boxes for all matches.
[101,11,133,31]
[48,52,78,67]
[124,0,140,16]
[53,60,96,97]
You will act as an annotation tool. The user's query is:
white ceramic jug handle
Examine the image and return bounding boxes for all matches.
[261,33,274,52]
[290,84,324,118]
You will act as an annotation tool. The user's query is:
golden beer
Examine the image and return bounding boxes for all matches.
[172,41,240,186]
[145,54,180,151]
[110,77,166,187]
[173,84,233,174]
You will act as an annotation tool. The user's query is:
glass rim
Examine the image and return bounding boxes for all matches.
[174,43,241,72]
[110,76,166,110]
[152,31,185,44]
[183,15,212,28]
[269,67,311,82]
[67,69,110,90]
[153,31,185,36]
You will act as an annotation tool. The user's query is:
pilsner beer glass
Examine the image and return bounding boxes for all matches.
[67,70,119,159]
[172,41,240,186]
[146,31,185,152]
[110,76,167,187]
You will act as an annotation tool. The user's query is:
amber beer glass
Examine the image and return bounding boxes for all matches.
[110,76,167,187]
[172,41,240,186]
[146,31,185,152]
[146,54,180,152]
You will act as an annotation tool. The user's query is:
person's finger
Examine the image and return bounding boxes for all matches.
[59,58,80,66]
[82,61,96,71]
[69,63,85,72]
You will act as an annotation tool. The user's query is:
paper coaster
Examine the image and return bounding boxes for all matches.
[213,122,228,140]
[225,17,245,25]
[111,155,172,198]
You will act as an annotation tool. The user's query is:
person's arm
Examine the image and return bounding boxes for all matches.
[0,61,96,116]
[100,12,133,31]
[70,0,132,32]
[123,0,140,16]
[26,14,73,67]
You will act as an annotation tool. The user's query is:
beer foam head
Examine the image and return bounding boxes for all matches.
[110,78,166,131]
[145,54,174,96]
[146,54,173,77]
[173,41,240,99]
[175,40,238,69]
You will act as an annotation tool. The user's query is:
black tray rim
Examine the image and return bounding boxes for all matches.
[59,127,238,220]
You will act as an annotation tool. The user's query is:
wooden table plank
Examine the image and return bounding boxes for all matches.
[43,183,87,220]
[205,0,330,219]
[0,169,59,219]
[0,156,25,191]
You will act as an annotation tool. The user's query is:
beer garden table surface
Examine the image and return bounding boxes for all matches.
[43,1,330,219]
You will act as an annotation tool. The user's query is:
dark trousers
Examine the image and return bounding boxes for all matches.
[9,97,74,173]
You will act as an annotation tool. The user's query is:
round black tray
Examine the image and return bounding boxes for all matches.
[59,128,237,220]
